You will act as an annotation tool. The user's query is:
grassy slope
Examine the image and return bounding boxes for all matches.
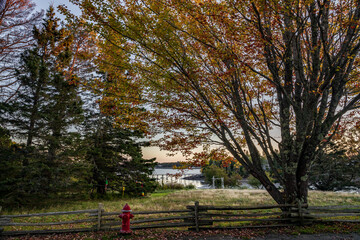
[3,189,359,214]
[2,189,360,239]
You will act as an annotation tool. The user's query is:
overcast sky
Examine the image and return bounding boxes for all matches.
[33,0,182,163]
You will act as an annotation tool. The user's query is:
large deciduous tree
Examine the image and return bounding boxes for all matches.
[71,0,360,205]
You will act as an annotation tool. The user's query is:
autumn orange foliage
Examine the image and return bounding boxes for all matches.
[69,0,360,204]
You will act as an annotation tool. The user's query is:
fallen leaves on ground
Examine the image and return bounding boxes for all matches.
[4,223,360,240]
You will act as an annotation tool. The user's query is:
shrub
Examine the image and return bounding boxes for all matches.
[203,165,227,187]
[203,165,242,187]
[247,171,274,189]
[226,173,242,187]
[185,184,196,189]
[247,175,262,189]
[156,182,192,190]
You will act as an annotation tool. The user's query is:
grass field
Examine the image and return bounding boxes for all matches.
[3,189,360,214]
[2,189,360,239]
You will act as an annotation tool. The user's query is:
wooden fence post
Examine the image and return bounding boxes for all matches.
[194,201,199,232]
[97,203,104,231]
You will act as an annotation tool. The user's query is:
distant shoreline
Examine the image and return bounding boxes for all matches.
[155,162,201,169]
[182,174,204,180]
[155,166,201,169]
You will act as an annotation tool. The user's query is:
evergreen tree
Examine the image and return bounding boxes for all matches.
[31,7,83,164]
[1,6,84,196]
[0,127,52,206]
[4,7,83,148]
[2,48,49,149]
[309,142,360,191]
[83,110,157,197]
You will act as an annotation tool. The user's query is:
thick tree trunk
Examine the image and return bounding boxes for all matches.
[97,183,106,195]
[92,167,106,195]
[250,169,285,204]
[298,179,308,203]
[251,161,309,206]
[27,86,41,147]
[283,176,308,204]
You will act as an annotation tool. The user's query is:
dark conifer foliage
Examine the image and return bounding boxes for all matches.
[0,7,86,204]
[309,143,360,191]
[5,48,49,147]
[83,108,157,197]
[5,7,83,149]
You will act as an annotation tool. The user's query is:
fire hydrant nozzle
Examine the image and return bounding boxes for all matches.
[119,203,134,234]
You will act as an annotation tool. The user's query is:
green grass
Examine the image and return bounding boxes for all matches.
[3,189,360,214]
[2,189,359,235]
[147,189,177,198]
[288,222,360,235]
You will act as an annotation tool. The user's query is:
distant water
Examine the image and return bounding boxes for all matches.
[153,168,201,175]
[152,168,210,189]
[153,168,360,192]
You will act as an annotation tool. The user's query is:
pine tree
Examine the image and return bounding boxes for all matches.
[4,48,49,149]
[1,6,84,196]
[309,143,360,191]
[32,7,83,164]
[0,126,52,206]
[83,109,157,197]
[4,7,82,147]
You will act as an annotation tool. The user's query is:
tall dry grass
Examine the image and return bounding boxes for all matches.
[3,189,359,215]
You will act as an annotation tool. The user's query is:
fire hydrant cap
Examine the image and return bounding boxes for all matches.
[122,203,132,212]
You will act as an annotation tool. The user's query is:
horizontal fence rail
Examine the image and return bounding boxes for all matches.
[0,208,99,236]
[306,205,360,223]
[99,208,196,231]
[0,209,98,218]
[187,202,308,230]
[1,203,360,236]
[187,204,308,211]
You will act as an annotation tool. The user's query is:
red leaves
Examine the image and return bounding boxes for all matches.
[191,148,238,168]
[6,220,360,240]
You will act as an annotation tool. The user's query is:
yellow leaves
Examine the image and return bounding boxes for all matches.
[73,0,360,169]
[193,0,204,4]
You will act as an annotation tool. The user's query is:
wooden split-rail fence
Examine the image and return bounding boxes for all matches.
[1,203,359,236]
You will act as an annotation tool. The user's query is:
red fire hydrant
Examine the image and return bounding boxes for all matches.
[119,203,134,234]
